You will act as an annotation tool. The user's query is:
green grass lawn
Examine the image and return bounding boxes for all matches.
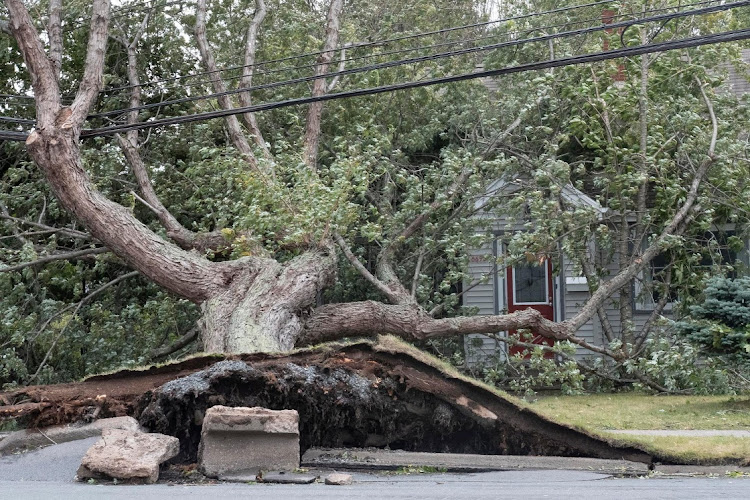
[531,393,750,464]
[532,393,750,430]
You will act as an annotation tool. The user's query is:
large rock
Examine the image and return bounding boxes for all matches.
[77,429,179,484]
[0,416,143,456]
[198,405,300,478]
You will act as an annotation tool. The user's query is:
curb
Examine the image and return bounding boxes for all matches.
[0,417,143,456]
[301,448,650,476]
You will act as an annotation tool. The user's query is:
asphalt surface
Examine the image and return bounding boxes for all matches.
[1,436,749,499]
[1,472,749,500]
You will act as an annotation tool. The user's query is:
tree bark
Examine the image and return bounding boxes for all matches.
[302,0,344,168]
[47,0,62,78]
[237,0,271,156]
[194,0,267,175]
[202,248,337,352]
[6,0,240,303]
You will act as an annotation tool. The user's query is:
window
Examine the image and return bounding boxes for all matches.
[512,262,548,304]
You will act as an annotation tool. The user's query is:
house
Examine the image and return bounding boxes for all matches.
[462,176,750,366]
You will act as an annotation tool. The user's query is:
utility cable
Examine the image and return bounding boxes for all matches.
[101,0,723,97]
[1,28,746,141]
[62,28,750,139]
[87,0,749,120]
[99,0,618,94]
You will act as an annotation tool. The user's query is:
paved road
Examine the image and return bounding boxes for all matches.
[1,471,749,500]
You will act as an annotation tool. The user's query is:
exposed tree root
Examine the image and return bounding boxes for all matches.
[0,337,651,465]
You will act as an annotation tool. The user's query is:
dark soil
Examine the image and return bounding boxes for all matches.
[0,337,652,465]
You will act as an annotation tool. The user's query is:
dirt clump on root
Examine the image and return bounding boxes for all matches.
[0,337,652,465]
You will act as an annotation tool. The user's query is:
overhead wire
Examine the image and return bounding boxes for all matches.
[71,28,750,138]
[86,0,748,120]
[99,0,619,94]
[0,0,616,108]
[0,0,745,137]
[99,0,723,98]
[0,0,724,105]
[0,25,740,142]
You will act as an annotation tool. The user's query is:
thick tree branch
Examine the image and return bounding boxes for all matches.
[326,45,348,92]
[333,232,402,304]
[1,246,109,273]
[114,15,228,254]
[236,0,270,156]
[194,0,265,175]
[565,76,718,333]
[302,0,344,168]
[300,302,618,359]
[635,22,650,238]
[148,326,199,361]
[69,0,110,132]
[47,0,62,78]
[4,0,61,129]
[9,0,242,303]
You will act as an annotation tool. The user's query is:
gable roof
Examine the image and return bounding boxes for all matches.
[476,177,607,219]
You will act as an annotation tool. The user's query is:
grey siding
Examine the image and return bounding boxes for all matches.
[560,253,598,359]
[464,239,500,365]
[727,49,750,97]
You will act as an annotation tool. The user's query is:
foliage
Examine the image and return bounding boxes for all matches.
[468,338,585,399]
[623,335,734,395]
[674,276,750,366]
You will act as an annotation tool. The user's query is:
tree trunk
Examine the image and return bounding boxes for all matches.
[201,248,337,353]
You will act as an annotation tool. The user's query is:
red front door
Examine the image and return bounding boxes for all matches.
[506,259,555,358]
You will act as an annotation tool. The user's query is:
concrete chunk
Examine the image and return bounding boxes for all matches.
[325,472,353,485]
[77,429,179,484]
[261,471,317,484]
[198,405,300,478]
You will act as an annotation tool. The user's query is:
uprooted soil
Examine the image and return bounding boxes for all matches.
[0,336,652,465]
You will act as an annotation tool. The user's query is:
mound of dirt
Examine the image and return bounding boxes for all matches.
[0,336,652,465]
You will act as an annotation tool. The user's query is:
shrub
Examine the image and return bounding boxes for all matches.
[674,276,750,366]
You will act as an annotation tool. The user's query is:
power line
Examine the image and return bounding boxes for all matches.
[58,27,749,140]
[1,27,746,142]
[1,1,744,136]
[102,0,722,98]
[88,0,748,120]
[99,0,617,95]
[0,0,724,105]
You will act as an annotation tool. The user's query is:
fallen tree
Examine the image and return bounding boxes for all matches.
[0,336,652,465]
[0,0,728,395]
